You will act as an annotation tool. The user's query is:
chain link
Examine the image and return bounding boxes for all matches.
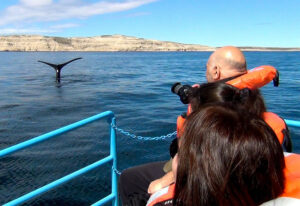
[111,123,177,141]
[110,122,177,175]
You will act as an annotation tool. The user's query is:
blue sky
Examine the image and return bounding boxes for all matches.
[0,0,300,47]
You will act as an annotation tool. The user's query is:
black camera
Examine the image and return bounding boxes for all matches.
[171,82,193,104]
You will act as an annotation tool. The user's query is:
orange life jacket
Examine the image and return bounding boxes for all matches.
[281,153,300,199]
[263,112,289,145]
[176,115,186,138]
[147,153,300,206]
[226,65,279,89]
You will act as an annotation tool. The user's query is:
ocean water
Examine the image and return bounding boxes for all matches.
[0,51,299,205]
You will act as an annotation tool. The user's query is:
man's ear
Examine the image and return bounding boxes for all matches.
[213,65,221,80]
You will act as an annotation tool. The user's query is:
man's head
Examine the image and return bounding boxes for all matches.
[206,46,247,82]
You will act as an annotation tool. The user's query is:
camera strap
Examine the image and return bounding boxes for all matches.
[219,74,245,83]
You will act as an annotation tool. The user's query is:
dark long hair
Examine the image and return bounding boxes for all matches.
[189,82,266,117]
[174,105,285,206]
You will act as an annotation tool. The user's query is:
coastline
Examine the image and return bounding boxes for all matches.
[0,35,299,52]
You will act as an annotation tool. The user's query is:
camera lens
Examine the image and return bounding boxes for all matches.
[171,82,183,94]
[171,82,193,104]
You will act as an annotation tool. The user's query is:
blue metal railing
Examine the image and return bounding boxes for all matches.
[0,110,118,206]
[0,113,300,206]
[285,119,300,128]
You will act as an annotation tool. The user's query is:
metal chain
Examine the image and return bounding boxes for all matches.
[110,122,177,175]
[111,123,177,141]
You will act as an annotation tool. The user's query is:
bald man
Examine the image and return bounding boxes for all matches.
[119,46,249,205]
[206,46,247,82]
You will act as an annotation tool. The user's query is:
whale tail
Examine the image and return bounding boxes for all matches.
[38,57,82,82]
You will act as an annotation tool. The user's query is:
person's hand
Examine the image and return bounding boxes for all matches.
[147,178,163,194]
[148,171,174,194]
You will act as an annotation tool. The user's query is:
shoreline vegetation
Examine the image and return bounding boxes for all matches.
[0,35,299,52]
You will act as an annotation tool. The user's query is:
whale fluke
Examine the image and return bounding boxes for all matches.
[38,57,82,82]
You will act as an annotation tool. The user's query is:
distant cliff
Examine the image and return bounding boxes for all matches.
[0,35,215,52]
[1,35,299,52]
[238,46,300,51]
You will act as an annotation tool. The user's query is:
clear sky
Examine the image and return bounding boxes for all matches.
[0,0,300,47]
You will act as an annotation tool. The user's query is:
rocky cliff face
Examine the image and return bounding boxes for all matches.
[0,35,215,52]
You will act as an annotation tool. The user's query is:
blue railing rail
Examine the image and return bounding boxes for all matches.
[285,119,300,128]
[0,110,118,206]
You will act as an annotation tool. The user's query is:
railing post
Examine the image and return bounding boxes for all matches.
[110,117,118,206]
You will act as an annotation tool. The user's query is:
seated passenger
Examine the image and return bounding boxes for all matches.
[148,82,291,196]
[147,104,286,206]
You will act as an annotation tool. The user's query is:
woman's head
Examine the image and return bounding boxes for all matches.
[174,104,285,206]
[189,82,266,116]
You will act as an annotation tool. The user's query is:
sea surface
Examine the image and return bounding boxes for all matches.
[0,51,299,205]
